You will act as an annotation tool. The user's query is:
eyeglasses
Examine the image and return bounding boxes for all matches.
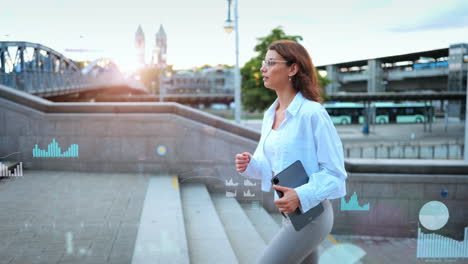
[261,59,288,69]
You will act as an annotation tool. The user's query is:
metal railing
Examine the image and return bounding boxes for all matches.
[344,141,464,159]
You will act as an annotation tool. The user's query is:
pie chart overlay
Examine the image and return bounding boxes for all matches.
[418,201,449,230]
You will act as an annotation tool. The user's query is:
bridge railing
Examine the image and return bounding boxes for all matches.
[0,42,130,96]
[0,70,126,95]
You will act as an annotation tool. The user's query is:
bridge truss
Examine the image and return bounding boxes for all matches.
[0,41,145,98]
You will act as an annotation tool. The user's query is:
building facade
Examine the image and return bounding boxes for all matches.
[318,43,468,94]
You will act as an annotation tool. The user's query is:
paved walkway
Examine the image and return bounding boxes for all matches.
[0,171,148,264]
[240,119,465,145]
[330,234,468,264]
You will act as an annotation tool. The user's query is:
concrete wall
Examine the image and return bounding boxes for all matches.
[325,65,340,94]
[387,76,448,92]
[1,85,467,238]
[0,85,262,203]
[333,74,449,93]
[338,159,468,238]
[339,81,367,93]
[367,59,384,93]
[448,43,468,92]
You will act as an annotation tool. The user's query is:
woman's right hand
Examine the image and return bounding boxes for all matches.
[235,152,252,173]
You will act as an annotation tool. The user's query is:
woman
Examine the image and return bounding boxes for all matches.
[235,40,347,264]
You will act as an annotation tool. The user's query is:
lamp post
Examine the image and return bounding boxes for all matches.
[464,68,468,160]
[224,0,241,123]
[158,52,167,102]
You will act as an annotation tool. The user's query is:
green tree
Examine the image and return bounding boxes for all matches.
[241,27,330,112]
[74,60,90,69]
[137,67,160,94]
[136,65,174,94]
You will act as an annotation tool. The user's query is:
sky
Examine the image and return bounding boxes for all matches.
[1,0,467,72]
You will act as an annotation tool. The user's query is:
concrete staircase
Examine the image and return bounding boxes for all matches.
[132,176,282,264]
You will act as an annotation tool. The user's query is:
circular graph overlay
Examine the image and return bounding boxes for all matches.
[419,201,449,230]
[156,145,167,156]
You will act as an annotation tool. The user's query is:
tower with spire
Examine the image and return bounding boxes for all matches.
[155,24,167,67]
[135,25,146,66]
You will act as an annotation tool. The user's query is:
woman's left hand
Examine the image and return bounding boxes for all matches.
[272,185,300,214]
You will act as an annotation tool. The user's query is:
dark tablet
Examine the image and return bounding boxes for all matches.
[271,160,324,231]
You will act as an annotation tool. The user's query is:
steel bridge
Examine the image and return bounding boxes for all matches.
[0,41,147,99]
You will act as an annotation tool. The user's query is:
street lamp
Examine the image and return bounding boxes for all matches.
[464,68,468,160]
[224,0,241,123]
[224,1,234,33]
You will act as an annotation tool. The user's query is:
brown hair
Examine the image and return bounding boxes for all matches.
[268,40,322,103]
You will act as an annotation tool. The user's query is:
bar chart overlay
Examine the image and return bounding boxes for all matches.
[0,162,23,177]
[341,192,370,211]
[32,139,79,158]
[417,227,468,258]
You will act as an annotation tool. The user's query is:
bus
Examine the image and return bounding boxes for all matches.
[373,102,433,124]
[324,102,364,125]
[324,102,433,125]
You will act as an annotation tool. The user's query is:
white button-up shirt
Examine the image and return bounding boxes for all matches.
[239,91,347,213]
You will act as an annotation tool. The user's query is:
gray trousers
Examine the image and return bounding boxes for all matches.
[256,199,333,264]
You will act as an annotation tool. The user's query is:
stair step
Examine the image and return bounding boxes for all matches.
[270,212,283,227]
[181,184,238,264]
[132,175,190,264]
[211,193,266,263]
[240,202,280,244]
